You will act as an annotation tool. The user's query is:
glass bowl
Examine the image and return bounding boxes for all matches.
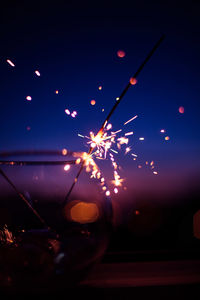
[0,150,113,293]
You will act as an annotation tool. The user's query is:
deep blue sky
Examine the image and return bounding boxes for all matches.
[0,0,200,197]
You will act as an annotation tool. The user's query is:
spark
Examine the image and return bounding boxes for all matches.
[125,147,131,154]
[117,50,126,58]
[55,90,59,94]
[35,70,41,76]
[78,134,85,138]
[105,190,110,196]
[114,188,118,194]
[98,86,102,90]
[65,109,70,115]
[124,115,138,125]
[26,96,32,101]
[131,153,138,157]
[139,137,144,141]
[160,129,165,133]
[91,100,96,105]
[62,148,68,155]
[165,136,170,141]
[106,123,112,130]
[6,59,15,67]
[116,97,120,101]
[179,106,184,114]
[125,131,133,136]
[129,77,137,85]
[64,164,70,171]
[153,171,158,175]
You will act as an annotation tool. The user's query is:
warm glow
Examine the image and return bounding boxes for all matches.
[62,148,67,155]
[179,106,184,114]
[165,136,170,141]
[70,202,99,224]
[130,77,137,85]
[91,99,96,105]
[117,50,126,58]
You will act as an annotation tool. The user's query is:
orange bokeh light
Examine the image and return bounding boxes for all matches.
[91,100,96,106]
[117,50,126,58]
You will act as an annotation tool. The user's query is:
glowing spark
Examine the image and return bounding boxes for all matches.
[35,70,41,76]
[165,136,170,141]
[78,134,84,138]
[64,164,70,171]
[125,131,133,136]
[138,165,142,169]
[98,86,102,90]
[105,190,110,196]
[55,90,59,94]
[153,171,158,175]
[71,113,76,118]
[117,137,129,144]
[111,129,122,135]
[6,59,15,67]
[91,100,96,105]
[114,188,118,194]
[160,129,165,133]
[75,158,81,165]
[65,109,70,115]
[26,96,32,101]
[130,77,137,85]
[131,153,138,157]
[117,50,126,58]
[179,106,184,114]
[73,111,77,115]
[116,97,120,101]
[124,115,138,125]
[62,148,67,155]
[139,137,144,141]
[106,123,112,130]
[102,108,104,112]
[125,147,131,154]
[150,161,154,166]
[110,149,118,154]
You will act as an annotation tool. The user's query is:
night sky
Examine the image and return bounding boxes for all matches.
[1,1,200,203]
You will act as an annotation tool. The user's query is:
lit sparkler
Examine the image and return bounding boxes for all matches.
[63,35,165,203]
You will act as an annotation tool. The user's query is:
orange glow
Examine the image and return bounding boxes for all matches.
[135,210,140,215]
[55,90,59,94]
[91,99,96,105]
[165,136,170,141]
[62,148,67,155]
[70,202,99,224]
[117,50,126,58]
[179,106,184,114]
[98,86,102,90]
[130,77,137,85]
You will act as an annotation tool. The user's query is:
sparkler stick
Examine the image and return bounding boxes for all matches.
[0,168,50,230]
[64,35,165,203]
[99,34,165,132]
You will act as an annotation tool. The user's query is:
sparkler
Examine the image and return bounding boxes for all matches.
[63,35,165,204]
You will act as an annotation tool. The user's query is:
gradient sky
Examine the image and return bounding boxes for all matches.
[0,1,200,199]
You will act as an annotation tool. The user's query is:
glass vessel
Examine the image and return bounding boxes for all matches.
[0,150,113,293]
